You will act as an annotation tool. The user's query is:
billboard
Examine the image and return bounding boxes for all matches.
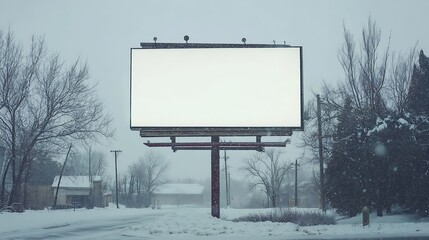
[130,43,303,137]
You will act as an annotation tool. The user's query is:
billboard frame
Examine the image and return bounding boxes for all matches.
[130,41,303,219]
[130,42,303,138]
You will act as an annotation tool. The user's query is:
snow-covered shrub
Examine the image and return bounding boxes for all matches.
[232,208,336,226]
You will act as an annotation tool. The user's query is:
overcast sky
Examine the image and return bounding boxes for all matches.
[1,0,429,181]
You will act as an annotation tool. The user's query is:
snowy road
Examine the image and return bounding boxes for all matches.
[4,217,429,240]
[1,212,161,240]
[1,207,429,240]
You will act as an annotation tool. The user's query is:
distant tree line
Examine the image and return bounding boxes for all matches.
[304,18,429,217]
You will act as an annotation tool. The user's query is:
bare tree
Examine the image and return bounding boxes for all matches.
[127,151,168,207]
[385,46,417,113]
[92,152,108,178]
[0,29,113,207]
[242,149,291,208]
[298,18,395,211]
[338,17,391,117]
[360,18,390,115]
[66,150,108,179]
[0,31,43,206]
[118,174,132,207]
[300,89,339,165]
[143,152,168,193]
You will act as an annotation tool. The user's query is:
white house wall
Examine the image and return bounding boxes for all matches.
[55,189,67,205]
[53,188,90,206]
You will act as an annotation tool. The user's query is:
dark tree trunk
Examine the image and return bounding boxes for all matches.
[8,159,26,206]
[0,158,12,207]
[23,168,30,209]
[376,188,384,217]
[271,195,277,208]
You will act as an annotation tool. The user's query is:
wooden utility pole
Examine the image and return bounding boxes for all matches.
[295,159,300,207]
[88,147,92,208]
[223,150,230,207]
[316,94,326,212]
[111,150,122,209]
[53,145,72,209]
[89,147,92,182]
[228,173,231,206]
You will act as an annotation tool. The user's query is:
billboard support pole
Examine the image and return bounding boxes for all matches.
[211,136,220,218]
[143,138,291,218]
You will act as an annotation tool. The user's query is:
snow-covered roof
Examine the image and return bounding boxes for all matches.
[154,183,204,195]
[51,176,101,188]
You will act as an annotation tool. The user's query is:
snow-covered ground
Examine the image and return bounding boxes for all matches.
[1,205,428,239]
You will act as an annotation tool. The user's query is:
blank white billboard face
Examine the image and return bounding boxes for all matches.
[131,47,302,130]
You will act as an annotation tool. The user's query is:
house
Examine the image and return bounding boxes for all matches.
[51,176,103,208]
[152,183,204,206]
